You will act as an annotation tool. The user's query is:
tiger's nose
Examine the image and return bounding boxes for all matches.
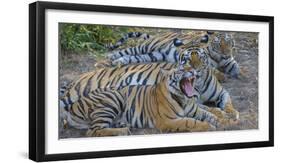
[183,68,197,78]
[183,66,193,72]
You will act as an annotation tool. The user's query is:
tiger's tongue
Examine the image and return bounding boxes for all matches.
[184,81,194,97]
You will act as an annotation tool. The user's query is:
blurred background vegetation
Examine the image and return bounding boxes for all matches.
[60,23,122,55]
[59,23,159,58]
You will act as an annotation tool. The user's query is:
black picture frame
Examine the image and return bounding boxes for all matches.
[29,1,274,162]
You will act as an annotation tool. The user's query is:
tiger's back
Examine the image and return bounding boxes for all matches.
[62,68,220,137]
[60,62,175,108]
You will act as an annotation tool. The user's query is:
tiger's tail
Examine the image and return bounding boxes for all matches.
[105,32,150,50]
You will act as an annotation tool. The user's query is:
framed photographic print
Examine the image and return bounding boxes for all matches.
[29,1,274,162]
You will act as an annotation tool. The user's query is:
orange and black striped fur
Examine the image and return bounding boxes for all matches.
[60,63,239,121]
[60,68,222,137]
[102,32,202,66]
[206,32,240,78]
[105,32,204,58]
[60,62,174,108]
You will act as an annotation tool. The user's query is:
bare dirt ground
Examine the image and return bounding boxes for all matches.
[59,32,258,139]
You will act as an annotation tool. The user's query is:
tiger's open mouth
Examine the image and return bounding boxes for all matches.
[180,76,195,98]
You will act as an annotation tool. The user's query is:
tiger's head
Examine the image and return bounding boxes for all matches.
[210,32,235,59]
[160,66,197,99]
[179,46,210,77]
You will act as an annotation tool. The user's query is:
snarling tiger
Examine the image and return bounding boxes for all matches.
[184,47,238,120]
[60,67,226,137]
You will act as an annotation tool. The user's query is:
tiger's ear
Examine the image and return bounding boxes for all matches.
[208,31,219,41]
[173,38,184,47]
[207,31,214,35]
[200,34,209,43]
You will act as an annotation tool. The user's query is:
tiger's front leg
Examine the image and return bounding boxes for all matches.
[190,106,221,128]
[224,100,239,123]
[159,118,215,133]
[198,104,226,120]
[86,106,130,137]
[217,94,239,122]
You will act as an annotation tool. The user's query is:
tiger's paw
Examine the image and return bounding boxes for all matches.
[106,53,119,60]
[207,107,236,126]
[94,60,112,68]
[218,117,239,127]
[215,71,226,82]
[86,127,131,137]
[208,107,227,120]
[238,66,249,80]
[190,121,215,132]
[112,58,128,66]
[224,106,240,123]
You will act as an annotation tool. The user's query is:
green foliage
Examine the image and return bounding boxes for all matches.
[59,23,172,57]
[59,23,133,55]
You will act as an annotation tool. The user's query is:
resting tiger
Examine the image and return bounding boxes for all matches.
[185,47,238,120]
[60,67,223,137]
[104,31,240,78]
[206,32,240,78]
[105,32,201,61]
[60,52,239,121]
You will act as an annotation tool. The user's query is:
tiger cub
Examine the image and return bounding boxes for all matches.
[60,67,222,137]
[180,47,239,120]
[206,32,240,78]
